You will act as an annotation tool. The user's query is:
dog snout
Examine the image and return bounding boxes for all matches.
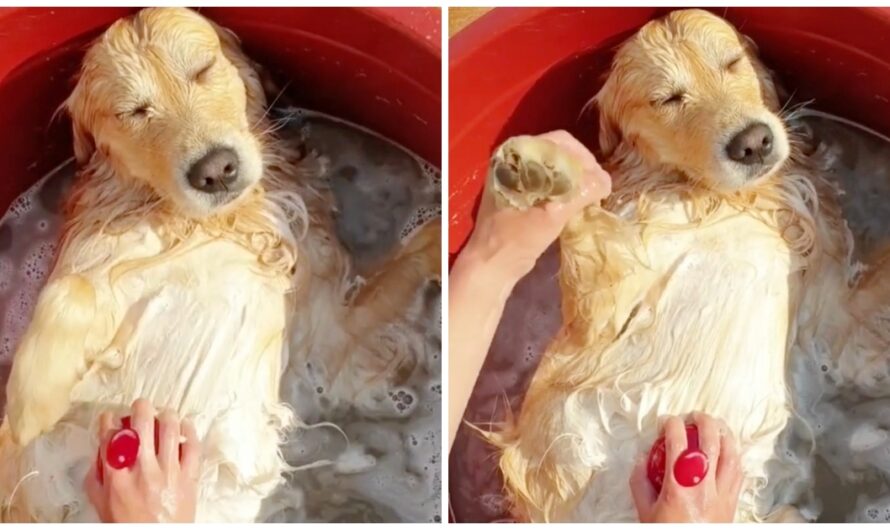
[187,147,240,193]
[725,122,774,166]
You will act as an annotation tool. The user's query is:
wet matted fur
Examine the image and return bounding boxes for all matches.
[484,9,851,522]
[0,7,438,522]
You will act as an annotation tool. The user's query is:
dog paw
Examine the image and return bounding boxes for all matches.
[489,135,584,210]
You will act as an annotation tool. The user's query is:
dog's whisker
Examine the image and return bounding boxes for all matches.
[256,120,290,138]
[777,89,802,119]
[782,99,816,124]
[252,80,292,131]
[252,115,292,139]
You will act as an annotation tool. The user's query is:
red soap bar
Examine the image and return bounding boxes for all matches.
[120,416,158,452]
[674,444,709,487]
[97,415,183,484]
[121,415,182,460]
[106,428,140,470]
[646,424,709,493]
[646,432,668,493]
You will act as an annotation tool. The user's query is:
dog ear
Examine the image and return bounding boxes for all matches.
[210,21,268,124]
[588,79,624,159]
[740,33,788,111]
[596,107,623,159]
[755,60,790,112]
[71,118,97,167]
[61,76,97,167]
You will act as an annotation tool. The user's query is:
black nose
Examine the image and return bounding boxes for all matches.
[187,147,239,193]
[725,122,774,165]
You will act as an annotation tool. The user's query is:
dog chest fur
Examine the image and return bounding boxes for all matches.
[0,217,295,522]
[499,198,800,522]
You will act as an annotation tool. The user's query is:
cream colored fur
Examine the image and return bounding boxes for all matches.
[485,10,851,522]
[0,7,438,522]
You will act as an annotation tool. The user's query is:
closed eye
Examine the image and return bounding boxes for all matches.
[116,103,151,120]
[725,54,744,71]
[660,91,685,106]
[193,57,217,82]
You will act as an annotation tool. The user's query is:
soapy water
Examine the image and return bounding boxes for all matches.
[0,108,441,523]
[274,107,441,277]
[449,111,890,523]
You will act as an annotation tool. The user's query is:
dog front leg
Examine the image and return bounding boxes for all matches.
[327,221,440,388]
[5,274,98,446]
[349,221,440,334]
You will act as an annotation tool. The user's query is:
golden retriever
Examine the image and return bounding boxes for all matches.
[0,7,438,522]
[485,9,849,522]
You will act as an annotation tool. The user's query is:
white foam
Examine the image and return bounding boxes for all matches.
[420,161,440,185]
[0,164,68,365]
[389,386,419,416]
[400,204,441,244]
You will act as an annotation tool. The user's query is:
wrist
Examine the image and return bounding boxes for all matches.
[456,235,537,283]
[449,246,527,308]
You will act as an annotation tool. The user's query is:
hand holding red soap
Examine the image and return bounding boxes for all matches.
[646,423,709,493]
[631,414,744,523]
[85,400,203,523]
[97,415,184,484]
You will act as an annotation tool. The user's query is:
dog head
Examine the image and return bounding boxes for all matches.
[65,7,269,217]
[594,9,789,191]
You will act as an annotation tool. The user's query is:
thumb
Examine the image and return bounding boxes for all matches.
[549,165,611,222]
[629,458,656,520]
[83,463,110,522]
[575,164,612,208]
[534,129,612,212]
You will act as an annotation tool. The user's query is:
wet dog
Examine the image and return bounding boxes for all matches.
[486,9,848,522]
[0,7,438,522]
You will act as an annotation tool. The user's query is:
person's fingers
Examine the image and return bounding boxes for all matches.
[106,457,135,498]
[538,129,575,145]
[692,412,721,487]
[538,130,597,169]
[629,457,656,519]
[157,408,181,475]
[574,166,612,208]
[98,410,115,435]
[84,470,112,521]
[97,411,115,450]
[544,169,610,218]
[719,434,745,519]
[533,133,610,213]
[130,398,159,471]
[95,411,117,482]
[537,130,607,182]
[180,417,202,480]
[727,461,744,504]
[716,424,743,495]
[662,416,688,489]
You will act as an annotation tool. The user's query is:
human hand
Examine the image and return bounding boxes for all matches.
[464,130,612,278]
[630,413,744,523]
[84,398,202,523]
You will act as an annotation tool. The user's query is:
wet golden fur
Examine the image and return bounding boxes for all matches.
[487,9,849,522]
[0,7,438,522]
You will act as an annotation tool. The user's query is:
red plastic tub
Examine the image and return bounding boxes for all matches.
[449,7,890,257]
[0,7,441,213]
